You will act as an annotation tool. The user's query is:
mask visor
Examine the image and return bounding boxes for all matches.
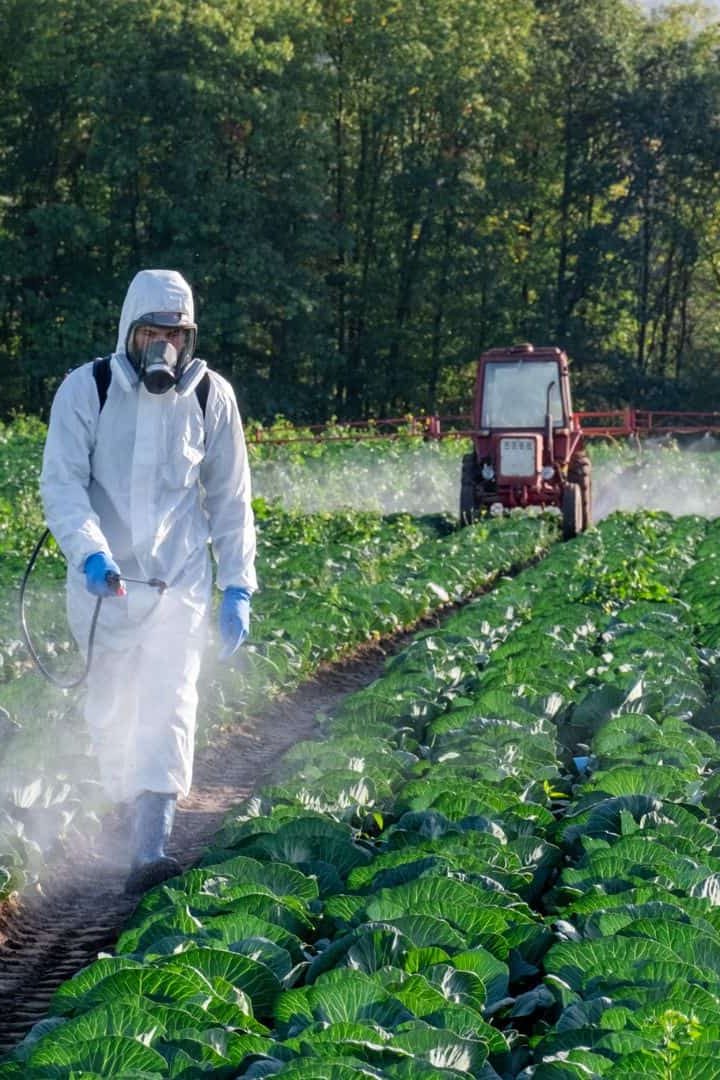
[127,312,198,381]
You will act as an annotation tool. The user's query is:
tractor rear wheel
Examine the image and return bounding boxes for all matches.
[460,452,479,525]
[562,482,583,540]
[568,451,592,531]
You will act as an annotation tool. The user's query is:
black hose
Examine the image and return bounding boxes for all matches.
[19,528,102,689]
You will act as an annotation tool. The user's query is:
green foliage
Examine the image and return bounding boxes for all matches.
[0,418,56,578]
[2,1,720,420]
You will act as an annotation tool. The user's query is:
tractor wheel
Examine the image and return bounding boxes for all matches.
[568,451,592,531]
[460,452,479,525]
[562,482,583,540]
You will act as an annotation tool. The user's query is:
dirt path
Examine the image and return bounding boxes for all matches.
[0,641,397,1053]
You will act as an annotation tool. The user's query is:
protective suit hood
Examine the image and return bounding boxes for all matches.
[112,269,204,396]
[115,269,195,356]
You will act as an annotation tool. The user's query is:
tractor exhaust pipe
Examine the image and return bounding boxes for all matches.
[544,380,556,465]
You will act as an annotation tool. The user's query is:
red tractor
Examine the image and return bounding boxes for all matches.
[460,343,591,539]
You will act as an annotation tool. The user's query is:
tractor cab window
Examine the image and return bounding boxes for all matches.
[481,361,565,429]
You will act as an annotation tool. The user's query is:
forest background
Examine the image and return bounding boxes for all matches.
[1,0,719,423]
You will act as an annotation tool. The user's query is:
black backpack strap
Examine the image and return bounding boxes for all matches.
[93,355,112,413]
[195,371,210,419]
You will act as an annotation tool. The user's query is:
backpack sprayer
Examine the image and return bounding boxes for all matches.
[20,528,166,690]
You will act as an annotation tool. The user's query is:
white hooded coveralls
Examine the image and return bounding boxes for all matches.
[40,270,257,803]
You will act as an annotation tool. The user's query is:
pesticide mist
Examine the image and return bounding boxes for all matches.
[252,436,720,521]
[592,438,720,521]
[251,440,464,516]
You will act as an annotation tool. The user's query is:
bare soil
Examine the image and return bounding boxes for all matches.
[0,638,400,1052]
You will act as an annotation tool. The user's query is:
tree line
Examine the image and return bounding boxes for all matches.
[1,0,719,422]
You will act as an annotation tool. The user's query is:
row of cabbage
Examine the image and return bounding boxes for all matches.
[0,510,555,902]
[6,510,720,1077]
[211,507,553,720]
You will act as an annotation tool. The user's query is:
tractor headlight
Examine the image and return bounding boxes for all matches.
[481,463,495,480]
[542,465,555,481]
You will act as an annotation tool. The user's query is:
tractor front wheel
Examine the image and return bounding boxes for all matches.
[460,452,479,525]
[562,482,583,540]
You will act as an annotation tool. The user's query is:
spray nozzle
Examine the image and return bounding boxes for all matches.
[146,577,168,593]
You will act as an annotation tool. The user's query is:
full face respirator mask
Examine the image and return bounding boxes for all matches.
[122,311,207,397]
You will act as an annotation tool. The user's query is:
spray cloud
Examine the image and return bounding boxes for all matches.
[592,438,720,520]
[252,441,464,516]
[253,438,720,521]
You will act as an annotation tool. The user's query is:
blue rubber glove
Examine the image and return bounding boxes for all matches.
[219,586,251,659]
[84,552,126,598]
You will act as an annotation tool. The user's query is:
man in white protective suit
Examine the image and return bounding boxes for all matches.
[40,268,257,894]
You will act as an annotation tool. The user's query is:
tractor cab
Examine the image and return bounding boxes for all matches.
[479,353,567,430]
[460,344,591,539]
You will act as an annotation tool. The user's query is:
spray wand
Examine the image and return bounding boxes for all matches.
[20,528,166,690]
[105,572,167,595]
